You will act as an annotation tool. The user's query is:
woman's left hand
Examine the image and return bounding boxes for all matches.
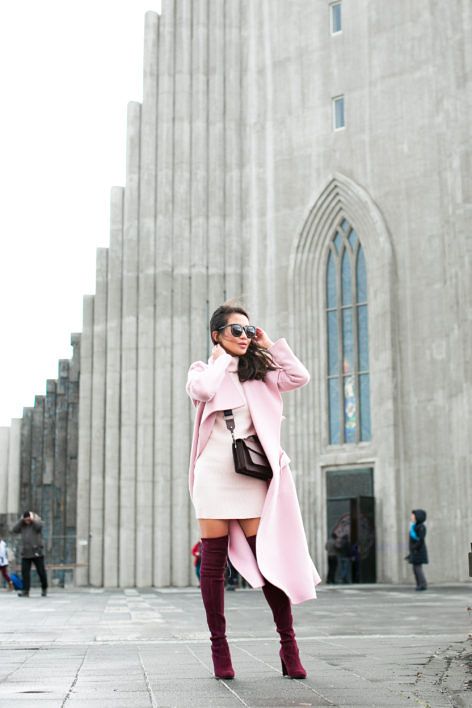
[254,327,274,349]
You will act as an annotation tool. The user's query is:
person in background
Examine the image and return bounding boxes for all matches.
[351,542,361,584]
[12,511,48,597]
[192,540,202,583]
[325,532,339,584]
[339,534,352,584]
[225,560,239,591]
[407,509,428,591]
[0,533,14,591]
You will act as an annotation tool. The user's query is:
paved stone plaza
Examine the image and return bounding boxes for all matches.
[0,584,471,707]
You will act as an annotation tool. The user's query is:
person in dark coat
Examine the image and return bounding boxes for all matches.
[339,534,351,584]
[12,511,48,597]
[407,509,428,591]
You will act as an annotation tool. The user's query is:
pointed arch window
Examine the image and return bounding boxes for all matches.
[326,219,371,444]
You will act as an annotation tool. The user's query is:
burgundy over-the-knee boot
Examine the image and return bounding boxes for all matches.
[199,535,235,679]
[247,534,306,679]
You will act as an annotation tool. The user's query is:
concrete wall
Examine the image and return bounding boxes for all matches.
[76,3,246,587]
[0,429,10,517]
[15,336,80,583]
[247,0,472,582]
[0,420,21,528]
[69,0,469,586]
[0,420,21,571]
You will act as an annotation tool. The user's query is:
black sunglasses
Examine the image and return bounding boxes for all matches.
[218,324,257,339]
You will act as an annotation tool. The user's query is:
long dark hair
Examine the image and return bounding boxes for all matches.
[209,304,277,382]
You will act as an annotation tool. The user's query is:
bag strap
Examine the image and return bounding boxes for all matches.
[223,409,236,441]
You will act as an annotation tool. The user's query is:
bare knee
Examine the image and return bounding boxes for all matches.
[198,519,230,538]
[238,517,261,537]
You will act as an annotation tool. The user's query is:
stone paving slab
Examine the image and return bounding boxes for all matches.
[0,584,470,706]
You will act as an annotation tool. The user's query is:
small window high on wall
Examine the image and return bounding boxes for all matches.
[333,95,345,130]
[330,2,342,34]
[326,219,371,444]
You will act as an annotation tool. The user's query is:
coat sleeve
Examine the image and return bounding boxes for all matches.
[11,519,23,534]
[186,352,232,403]
[411,525,425,551]
[268,338,310,392]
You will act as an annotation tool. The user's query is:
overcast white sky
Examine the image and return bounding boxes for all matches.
[0,1,161,426]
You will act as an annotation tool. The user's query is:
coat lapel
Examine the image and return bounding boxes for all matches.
[201,372,245,424]
[196,372,246,458]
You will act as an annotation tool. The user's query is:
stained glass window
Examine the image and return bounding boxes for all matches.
[326,220,371,444]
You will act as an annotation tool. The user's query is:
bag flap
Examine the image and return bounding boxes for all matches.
[243,435,266,456]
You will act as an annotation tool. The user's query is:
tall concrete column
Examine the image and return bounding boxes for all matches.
[431,2,472,579]
[54,361,70,563]
[0,428,9,515]
[43,382,56,488]
[190,0,209,358]
[260,0,277,332]
[136,11,159,587]
[153,0,175,587]
[19,408,33,513]
[89,250,108,586]
[42,379,56,555]
[240,0,261,316]
[207,0,225,308]
[188,0,210,579]
[103,187,124,587]
[31,396,45,514]
[76,295,94,585]
[242,0,276,329]
[171,0,192,586]
[224,0,243,299]
[7,419,21,515]
[120,102,141,587]
[66,335,80,565]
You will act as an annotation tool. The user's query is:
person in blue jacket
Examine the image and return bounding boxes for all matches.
[407,509,428,591]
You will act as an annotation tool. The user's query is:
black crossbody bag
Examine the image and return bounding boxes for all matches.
[223,409,273,481]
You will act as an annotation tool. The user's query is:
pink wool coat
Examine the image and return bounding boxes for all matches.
[186,338,321,604]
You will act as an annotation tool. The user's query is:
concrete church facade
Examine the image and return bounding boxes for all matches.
[1,0,471,588]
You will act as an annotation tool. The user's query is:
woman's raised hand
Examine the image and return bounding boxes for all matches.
[254,327,274,349]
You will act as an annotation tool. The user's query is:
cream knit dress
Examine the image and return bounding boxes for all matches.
[192,356,269,519]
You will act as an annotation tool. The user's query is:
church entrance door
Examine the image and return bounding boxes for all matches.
[326,468,376,583]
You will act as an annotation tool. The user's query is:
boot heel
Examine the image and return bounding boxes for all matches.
[279,646,307,679]
[212,640,235,679]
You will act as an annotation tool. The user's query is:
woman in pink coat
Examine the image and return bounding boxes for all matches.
[187,304,321,680]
